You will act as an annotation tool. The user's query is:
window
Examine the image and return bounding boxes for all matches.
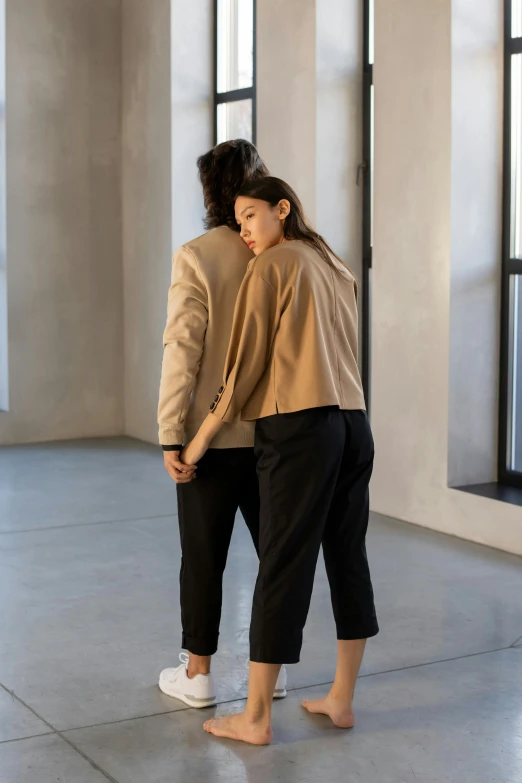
[361,0,374,410]
[214,0,256,144]
[500,0,522,486]
[0,0,7,412]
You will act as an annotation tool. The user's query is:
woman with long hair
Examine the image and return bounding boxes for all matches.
[157,145,288,708]
[182,176,379,744]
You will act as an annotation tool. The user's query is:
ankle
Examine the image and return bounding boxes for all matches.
[328,687,353,706]
[245,702,271,726]
[186,654,211,679]
[187,666,210,679]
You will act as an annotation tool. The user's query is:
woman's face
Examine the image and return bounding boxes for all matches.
[235,196,290,255]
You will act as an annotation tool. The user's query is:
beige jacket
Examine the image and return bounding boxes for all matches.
[158,226,255,448]
[210,240,366,423]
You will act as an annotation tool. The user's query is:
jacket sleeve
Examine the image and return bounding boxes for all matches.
[157,246,208,445]
[210,268,280,424]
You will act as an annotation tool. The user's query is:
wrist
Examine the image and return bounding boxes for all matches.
[197,431,212,449]
[200,412,225,446]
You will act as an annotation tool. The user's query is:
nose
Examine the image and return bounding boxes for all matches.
[240,223,249,238]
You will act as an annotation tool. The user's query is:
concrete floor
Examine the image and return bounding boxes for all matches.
[1,437,521,783]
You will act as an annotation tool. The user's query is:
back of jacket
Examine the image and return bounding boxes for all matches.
[158,225,255,448]
[210,240,366,424]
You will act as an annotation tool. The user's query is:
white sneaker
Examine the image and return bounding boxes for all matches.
[158,653,216,709]
[274,664,288,699]
[246,660,288,699]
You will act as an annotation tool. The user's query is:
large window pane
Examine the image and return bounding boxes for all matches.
[513,0,522,38]
[361,0,373,407]
[370,83,374,246]
[0,0,6,411]
[369,0,374,65]
[503,5,522,484]
[510,55,522,258]
[507,275,522,471]
[217,99,252,144]
[217,0,254,94]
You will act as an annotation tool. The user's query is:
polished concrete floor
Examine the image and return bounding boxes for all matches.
[1,436,521,783]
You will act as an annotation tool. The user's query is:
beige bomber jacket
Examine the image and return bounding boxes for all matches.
[209,240,366,424]
[158,226,256,448]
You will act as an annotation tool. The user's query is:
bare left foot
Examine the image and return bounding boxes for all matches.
[203,711,273,745]
[302,695,355,728]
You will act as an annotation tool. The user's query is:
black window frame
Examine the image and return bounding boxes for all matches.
[500,0,522,488]
[361,0,373,411]
[213,0,257,146]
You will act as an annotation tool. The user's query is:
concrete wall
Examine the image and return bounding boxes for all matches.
[0,0,123,445]
[257,0,362,272]
[316,0,362,278]
[448,0,503,486]
[371,0,522,556]
[256,0,317,222]
[170,0,213,251]
[121,0,171,444]
[122,0,212,444]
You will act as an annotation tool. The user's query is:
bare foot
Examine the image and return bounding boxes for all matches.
[203,711,273,745]
[302,695,355,728]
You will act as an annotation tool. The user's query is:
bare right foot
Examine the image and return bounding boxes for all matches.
[301,694,355,728]
[203,711,273,745]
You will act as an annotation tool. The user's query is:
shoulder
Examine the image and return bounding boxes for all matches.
[253,240,304,275]
[172,226,249,273]
[253,241,357,293]
[252,241,320,290]
[258,240,304,262]
[183,225,247,258]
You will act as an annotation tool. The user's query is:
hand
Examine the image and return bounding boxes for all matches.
[163,450,197,484]
[181,433,209,467]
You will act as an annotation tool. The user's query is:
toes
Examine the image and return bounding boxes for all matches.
[302,700,323,714]
[204,718,221,736]
[207,720,226,738]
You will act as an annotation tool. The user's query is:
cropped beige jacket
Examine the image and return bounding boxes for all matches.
[209,240,366,424]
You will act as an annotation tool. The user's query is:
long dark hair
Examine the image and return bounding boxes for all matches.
[236,176,352,278]
[197,140,269,231]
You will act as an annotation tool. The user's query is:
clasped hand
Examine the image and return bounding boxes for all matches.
[163,432,209,484]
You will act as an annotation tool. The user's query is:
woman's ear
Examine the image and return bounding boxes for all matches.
[278,199,291,220]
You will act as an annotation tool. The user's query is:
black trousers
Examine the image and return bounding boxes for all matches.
[177,447,260,656]
[250,406,379,664]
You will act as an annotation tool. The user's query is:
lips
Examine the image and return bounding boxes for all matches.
[247,241,255,248]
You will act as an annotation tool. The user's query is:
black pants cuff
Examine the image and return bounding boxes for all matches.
[249,647,300,665]
[337,622,380,641]
[182,633,219,657]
